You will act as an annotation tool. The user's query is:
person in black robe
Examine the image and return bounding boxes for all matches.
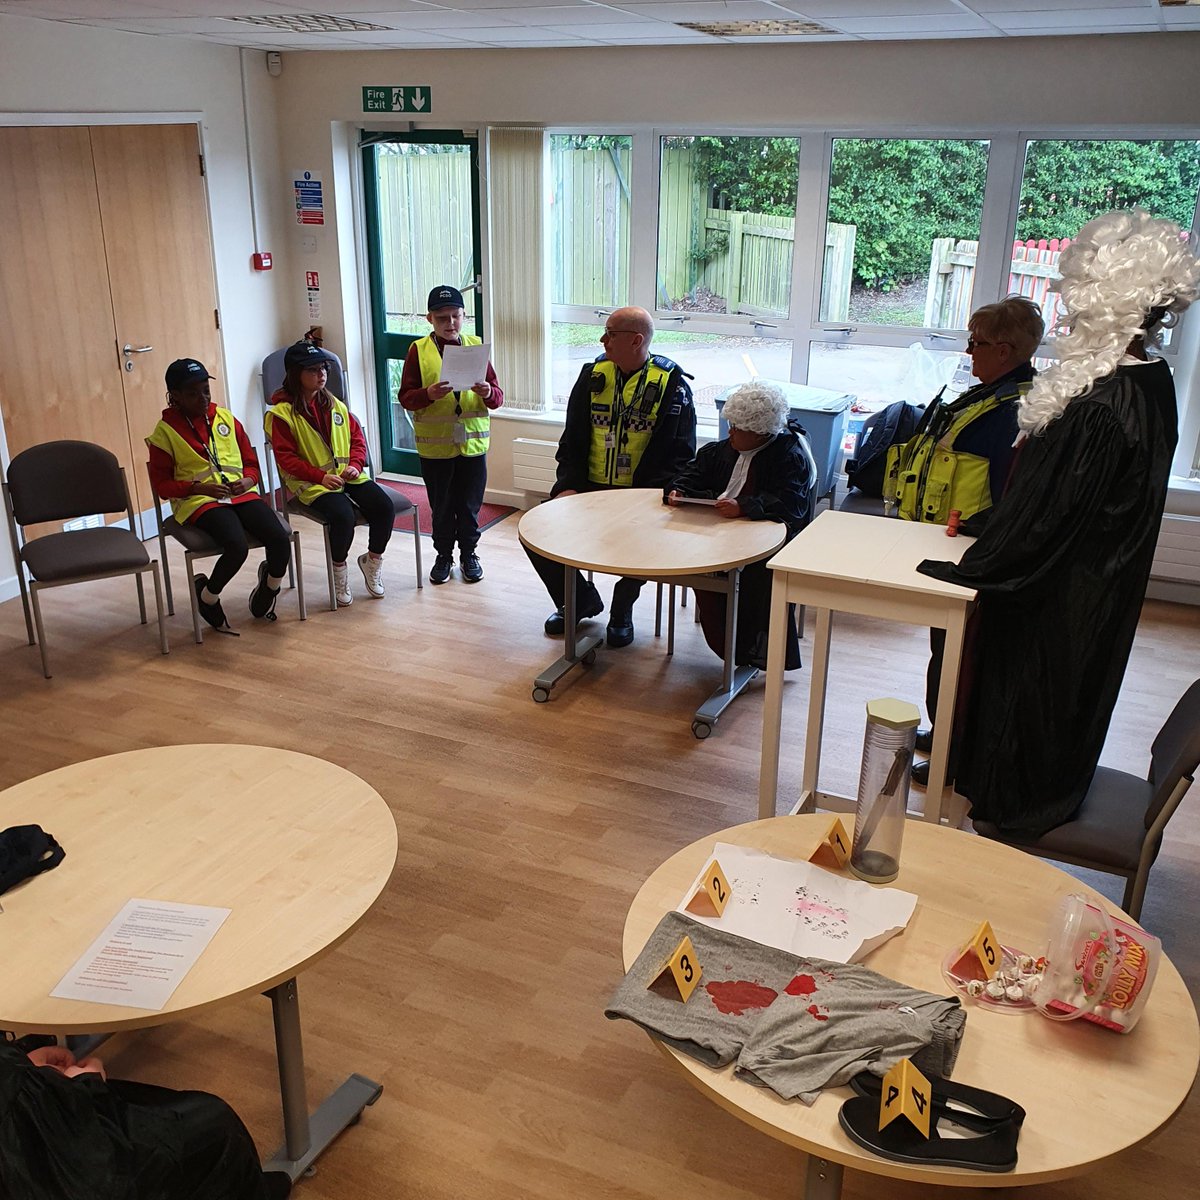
[0,1042,291,1200]
[666,381,816,671]
[917,209,1200,836]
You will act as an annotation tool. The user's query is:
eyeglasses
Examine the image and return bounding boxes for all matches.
[601,328,638,339]
[966,337,1011,352]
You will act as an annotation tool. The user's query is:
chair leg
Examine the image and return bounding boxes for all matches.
[15,567,35,646]
[655,582,664,638]
[185,556,204,645]
[323,525,337,611]
[797,603,806,639]
[292,532,307,621]
[680,586,688,610]
[30,584,51,679]
[412,508,423,588]
[135,570,147,625]
[1123,871,1147,924]
[158,531,175,616]
[149,564,169,656]
[667,584,676,656]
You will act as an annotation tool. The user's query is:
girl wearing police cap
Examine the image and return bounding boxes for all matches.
[148,358,292,634]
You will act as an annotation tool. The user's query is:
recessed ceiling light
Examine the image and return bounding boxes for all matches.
[220,14,392,34]
[679,19,838,37]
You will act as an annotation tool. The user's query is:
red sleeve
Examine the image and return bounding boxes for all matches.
[398,343,433,411]
[235,419,262,490]
[269,418,327,486]
[483,358,504,411]
[348,413,368,473]
[148,444,192,500]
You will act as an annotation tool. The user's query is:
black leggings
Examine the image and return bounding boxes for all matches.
[192,499,292,594]
[308,479,395,562]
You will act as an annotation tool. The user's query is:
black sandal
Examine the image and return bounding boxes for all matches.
[848,1070,1025,1131]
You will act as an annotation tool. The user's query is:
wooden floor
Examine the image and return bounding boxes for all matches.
[1,512,1197,1200]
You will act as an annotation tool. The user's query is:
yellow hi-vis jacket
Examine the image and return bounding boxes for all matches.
[146,407,256,523]
[264,396,370,505]
[885,375,1032,524]
[586,357,675,487]
[412,333,489,459]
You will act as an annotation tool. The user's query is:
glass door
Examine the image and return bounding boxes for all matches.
[362,131,482,475]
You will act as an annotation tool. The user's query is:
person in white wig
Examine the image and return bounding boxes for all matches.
[666,380,817,670]
[919,209,1200,836]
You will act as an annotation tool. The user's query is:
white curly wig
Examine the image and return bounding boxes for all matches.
[722,381,790,437]
[1019,208,1200,435]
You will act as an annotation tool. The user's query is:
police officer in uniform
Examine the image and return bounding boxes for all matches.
[526,307,696,647]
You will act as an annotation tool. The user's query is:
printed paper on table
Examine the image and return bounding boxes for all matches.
[675,842,916,963]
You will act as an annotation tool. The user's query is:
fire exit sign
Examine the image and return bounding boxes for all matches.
[363,86,431,113]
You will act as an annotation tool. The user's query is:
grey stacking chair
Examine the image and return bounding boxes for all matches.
[973,679,1200,921]
[2,440,168,678]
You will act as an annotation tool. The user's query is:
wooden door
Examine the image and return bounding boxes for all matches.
[0,127,130,510]
[91,124,222,514]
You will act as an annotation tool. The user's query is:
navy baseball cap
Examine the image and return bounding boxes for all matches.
[427,285,465,312]
[283,340,334,371]
[165,359,215,390]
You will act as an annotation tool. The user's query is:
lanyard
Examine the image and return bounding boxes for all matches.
[183,411,228,482]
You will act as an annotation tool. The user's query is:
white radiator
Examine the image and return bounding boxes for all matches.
[512,437,559,494]
[1152,513,1200,584]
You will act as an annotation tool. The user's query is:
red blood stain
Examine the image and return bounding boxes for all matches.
[784,973,817,996]
[807,1004,829,1021]
[705,980,778,1015]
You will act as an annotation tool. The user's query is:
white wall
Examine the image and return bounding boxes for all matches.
[0,14,290,594]
[262,33,1200,504]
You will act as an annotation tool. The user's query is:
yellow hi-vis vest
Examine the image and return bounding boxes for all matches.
[263,395,370,505]
[146,407,256,524]
[586,357,675,488]
[412,333,489,459]
[885,377,1032,525]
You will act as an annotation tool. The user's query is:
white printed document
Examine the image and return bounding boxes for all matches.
[439,342,492,391]
[677,842,916,963]
[51,899,231,1010]
[672,496,718,506]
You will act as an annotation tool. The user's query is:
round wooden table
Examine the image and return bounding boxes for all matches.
[519,489,785,736]
[622,815,1198,1197]
[0,744,398,1180]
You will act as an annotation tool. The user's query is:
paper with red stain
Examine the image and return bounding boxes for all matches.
[676,843,916,963]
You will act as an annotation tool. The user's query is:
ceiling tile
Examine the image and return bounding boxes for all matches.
[985,8,1159,30]
[822,13,990,31]
[776,1,963,14]
[472,4,653,22]
[606,1,802,20]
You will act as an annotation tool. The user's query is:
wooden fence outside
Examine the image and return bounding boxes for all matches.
[925,237,1071,331]
[377,149,476,322]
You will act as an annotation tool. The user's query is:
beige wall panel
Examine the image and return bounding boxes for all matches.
[90,123,222,513]
[0,126,130,529]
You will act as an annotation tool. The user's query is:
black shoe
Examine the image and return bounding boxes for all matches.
[915,727,933,754]
[429,554,453,585]
[248,560,280,620]
[460,552,484,583]
[262,1171,293,1200]
[194,574,237,635]
[606,615,635,648]
[911,759,929,786]
[544,592,605,635]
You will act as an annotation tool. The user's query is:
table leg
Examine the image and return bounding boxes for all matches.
[692,569,757,738]
[758,574,792,818]
[532,564,603,702]
[803,1154,844,1200]
[798,608,833,813]
[923,603,968,825]
[264,977,382,1180]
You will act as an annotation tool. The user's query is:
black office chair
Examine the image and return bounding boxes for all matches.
[261,347,422,610]
[2,441,168,678]
[973,679,1200,922]
[145,463,306,644]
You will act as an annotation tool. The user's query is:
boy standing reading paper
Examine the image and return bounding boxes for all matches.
[398,285,504,584]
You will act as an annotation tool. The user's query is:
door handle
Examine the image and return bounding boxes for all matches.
[123,344,154,354]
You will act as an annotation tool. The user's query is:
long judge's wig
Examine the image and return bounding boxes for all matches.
[1019,209,1200,436]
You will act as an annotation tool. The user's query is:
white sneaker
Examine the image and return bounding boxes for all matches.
[358,552,385,599]
[333,561,353,607]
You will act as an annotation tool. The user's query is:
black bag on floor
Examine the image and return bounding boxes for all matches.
[0,825,65,895]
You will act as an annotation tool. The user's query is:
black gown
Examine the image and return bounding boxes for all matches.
[0,1044,282,1200]
[668,423,814,670]
[917,360,1178,836]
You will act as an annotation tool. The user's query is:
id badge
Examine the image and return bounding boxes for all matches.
[452,421,468,445]
[616,453,632,476]
[604,431,616,450]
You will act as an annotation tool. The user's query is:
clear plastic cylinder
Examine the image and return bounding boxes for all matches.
[849,698,920,884]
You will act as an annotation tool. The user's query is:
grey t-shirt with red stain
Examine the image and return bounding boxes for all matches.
[606,912,965,1103]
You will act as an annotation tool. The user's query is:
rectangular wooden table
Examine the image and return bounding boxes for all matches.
[757,510,977,823]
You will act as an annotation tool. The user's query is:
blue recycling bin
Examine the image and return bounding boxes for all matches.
[715,380,853,499]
